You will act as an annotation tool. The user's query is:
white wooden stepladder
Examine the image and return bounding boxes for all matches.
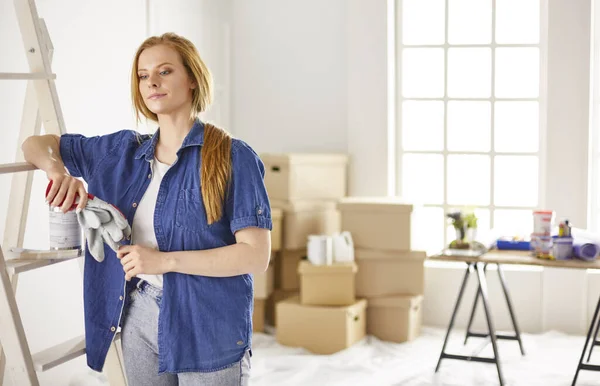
[0,1,127,385]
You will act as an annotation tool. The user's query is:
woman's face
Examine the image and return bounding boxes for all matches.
[137,44,196,117]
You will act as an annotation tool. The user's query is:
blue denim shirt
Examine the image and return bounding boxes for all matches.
[59,119,272,373]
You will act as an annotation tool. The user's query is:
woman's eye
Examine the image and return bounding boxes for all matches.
[139,74,148,80]
[160,70,170,76]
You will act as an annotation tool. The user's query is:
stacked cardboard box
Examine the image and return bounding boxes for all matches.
[252,208,282,332]
[252,253,275,332]
[337,197,425,343]
[260,153,348,327]
[276,260,366,354]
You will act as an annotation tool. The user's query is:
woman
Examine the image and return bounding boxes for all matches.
[21,32,271,385]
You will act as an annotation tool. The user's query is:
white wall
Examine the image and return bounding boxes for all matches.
[231,0,349,154]
[0,1,231,385]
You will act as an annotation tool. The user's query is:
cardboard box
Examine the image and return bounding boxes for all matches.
[261,153,348,200]
[367,295,423,343]
[337,197,414,251]
[254,263,275,299]
[275,249,306,290]
[355,248,426,297]
[271,208,283,252]
[272,199,341,250]
[252,298,266,332]
[298,261,357,306]
[266,289,298,326]
[276,296,367,354]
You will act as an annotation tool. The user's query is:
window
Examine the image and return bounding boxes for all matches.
[590,1,600,233]
[396,0,545,253]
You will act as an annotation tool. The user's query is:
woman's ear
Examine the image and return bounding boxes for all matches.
[190,81,197,90]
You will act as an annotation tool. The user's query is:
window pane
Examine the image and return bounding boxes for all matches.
[448,0,492,44]
[448,48,491,98]
[402,48,445,97]
[402,0,445,45]
[412,206,445,253]
[494,209,534,237]
[495,48,539,98]
[402,101,444,151]
[447,101,491,152]
[402,154,444,204]
[495,102,539,152]
[494,156,538,207]
[447,155,490,205]
[496,0,540,44]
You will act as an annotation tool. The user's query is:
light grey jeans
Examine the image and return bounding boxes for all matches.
[120,281,251,386]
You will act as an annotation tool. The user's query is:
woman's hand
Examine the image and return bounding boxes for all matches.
[45,168,88,213]
[117,245,172,281]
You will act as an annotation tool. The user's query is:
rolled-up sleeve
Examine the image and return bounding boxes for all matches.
[59,131,129,182]
[226,140,273,234]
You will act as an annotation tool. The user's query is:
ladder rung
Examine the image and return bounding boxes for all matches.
[0,162,38,175]
[6,257,79,275]
[32,335,85,372]
[31,332,122,372]
[6,249,82,274]
[0,72,56,80]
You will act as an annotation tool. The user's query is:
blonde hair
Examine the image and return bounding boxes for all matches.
[131,33,232,224]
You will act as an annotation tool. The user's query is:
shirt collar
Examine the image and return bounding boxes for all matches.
[134,119,205,161]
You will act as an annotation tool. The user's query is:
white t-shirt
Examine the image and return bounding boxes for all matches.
[131,157,171,288]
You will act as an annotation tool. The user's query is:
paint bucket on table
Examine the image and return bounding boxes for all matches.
[46,181,82,250]
[552,236,573,260]
[532,210,554,235]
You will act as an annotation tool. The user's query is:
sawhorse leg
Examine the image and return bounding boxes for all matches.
[435,262,505,386]
[572,293,600,385]
[463,264,526,356]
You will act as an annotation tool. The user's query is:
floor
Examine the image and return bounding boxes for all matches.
[248,327,599,386]
[61,326,600,386]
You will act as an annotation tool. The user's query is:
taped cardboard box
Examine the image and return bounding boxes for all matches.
[298,261,357,306]
[252,298,265,332]
[276,296,367,354]
[253,263,275,300]
[271,208,283,252]
[354,248,426,297]
[272,199,341,250]
[275,249,307,290]
[367,295,423,343]
[265,288,298,327]
[337,197,414,251]
[261,153,348,200]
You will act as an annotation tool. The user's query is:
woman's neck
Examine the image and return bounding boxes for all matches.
[155,112,195,164]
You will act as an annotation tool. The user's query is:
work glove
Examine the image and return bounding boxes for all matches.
[77,194,131,263]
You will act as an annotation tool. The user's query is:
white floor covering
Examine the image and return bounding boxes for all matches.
[63,326,600,386]
[248,327,600,386]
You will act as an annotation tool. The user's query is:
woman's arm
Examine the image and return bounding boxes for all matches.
[22,134,63,175]
[117,227,271,279]
[21,134,88,212]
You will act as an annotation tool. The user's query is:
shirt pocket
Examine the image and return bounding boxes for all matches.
[175,188,209,232]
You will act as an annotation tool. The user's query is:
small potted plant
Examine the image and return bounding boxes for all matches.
[447,210,479,250]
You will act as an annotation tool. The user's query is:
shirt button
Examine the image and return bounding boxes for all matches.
[132,202,137,208]
[257,209,262,215]
[110,326,116,332]
[148,174,152,179]
[119,296,123,301]
[236,340,244,346]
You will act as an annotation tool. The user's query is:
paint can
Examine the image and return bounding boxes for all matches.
[532,210,554,235]
[46,181,82,250]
